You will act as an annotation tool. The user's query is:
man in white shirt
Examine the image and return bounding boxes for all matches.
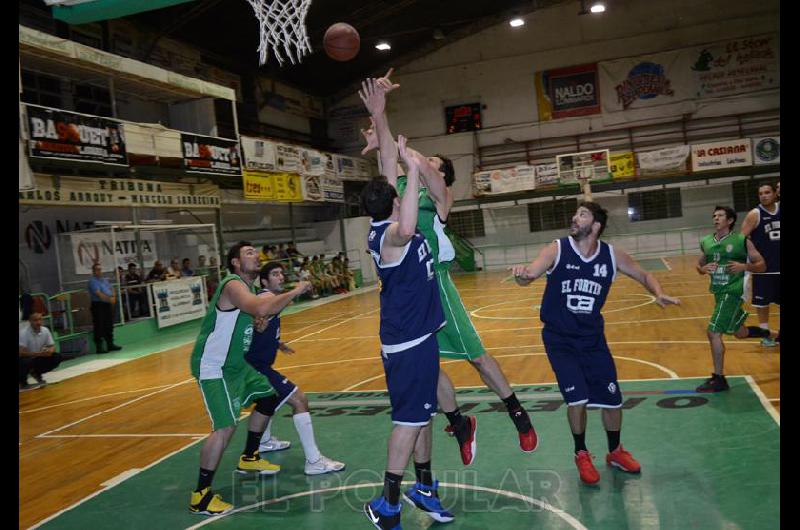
[19,312,62,390]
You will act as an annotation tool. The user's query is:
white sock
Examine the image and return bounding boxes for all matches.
[259,418,272,445]
[760,323,770,330]
[293,412,321,463]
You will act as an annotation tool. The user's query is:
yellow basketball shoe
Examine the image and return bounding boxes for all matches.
[237,452,281,475]
[189,487,233,516]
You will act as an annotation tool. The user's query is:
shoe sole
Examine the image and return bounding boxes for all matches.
[402,493,455,523]
[463,418,477,466]
[235,468,280,475]
[259,444,291,452]
[607,460,641,473]
[190,507,233,516]
[363,504,384,530]
[304,464,346,476]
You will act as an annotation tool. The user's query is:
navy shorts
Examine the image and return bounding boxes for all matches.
[381,333,440,425]
[261,367,298,411]
[542,328,622,408]
[752,274,780,307]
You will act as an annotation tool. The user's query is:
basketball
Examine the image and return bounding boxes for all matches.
[323,22,360,61]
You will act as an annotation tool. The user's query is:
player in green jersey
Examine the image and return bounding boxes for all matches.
[696,207,778,393]
[359,72,537,465]
[189,241,311,515]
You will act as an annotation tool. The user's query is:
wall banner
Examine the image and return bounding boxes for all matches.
[535,63,601,121]
[610,152,636,179]
[26,104,128,166]
[636,146,691,175]
[243,170,275,201]
[240,135,277,171]
[152,277,207,329]
[70,231,158,275]
[181,133,241,176]
[691,139,752,172]
[751,136,780,165]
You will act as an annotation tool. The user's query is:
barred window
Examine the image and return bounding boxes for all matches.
[21,70,63,109]
[449,209,485,238]
[627,188,682,222]
[733,177,779,213]
[528,198,578,232]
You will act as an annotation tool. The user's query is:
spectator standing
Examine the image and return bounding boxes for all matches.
[88,263,121,354]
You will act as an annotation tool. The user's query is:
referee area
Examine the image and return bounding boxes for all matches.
[20,255,780,530]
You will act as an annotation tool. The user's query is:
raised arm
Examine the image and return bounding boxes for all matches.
[510,241,559,286]
[359,74,399,186]
[614,248,680,307]
[407,147,448,211]
[222,280,310,318]
[384,135,421,248]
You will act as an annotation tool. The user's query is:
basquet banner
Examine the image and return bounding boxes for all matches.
[26,104,128,166]
[691,139,752,172]
[70,231,158,275]
[152,277,207,329]
[181,133,241,176]
[19,174,221,208]
[535,63,601,121]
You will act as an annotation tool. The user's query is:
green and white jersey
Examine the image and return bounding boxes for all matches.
[700,232,747,296]
[397,175,455,268]
[190,274,256,380]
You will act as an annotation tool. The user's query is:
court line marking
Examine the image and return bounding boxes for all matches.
[744,375,780,426]
[34,378,194,439]
[768,398,780,401]
[19,383,178,414]
[37,433,207,439]
[184,481,587,530]
[28,435,209,529]
[342,351,678,391]
[661,257,672,271]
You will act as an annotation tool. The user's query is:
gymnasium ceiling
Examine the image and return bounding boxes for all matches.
[25,0,580,98]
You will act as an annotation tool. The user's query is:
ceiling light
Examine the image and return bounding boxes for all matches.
[509,18,525,27]
[375,42,391,51]
[590,2,606,13]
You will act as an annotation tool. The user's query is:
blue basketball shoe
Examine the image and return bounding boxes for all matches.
[364,496,402,530]
[402,480,454,523]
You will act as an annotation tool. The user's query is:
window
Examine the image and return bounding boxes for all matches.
[21,70,63,109]
[449,209,485,238]
[528,198,578,232]
[733,177,779,213]
[73,83,112,117]
[627,188,682,222]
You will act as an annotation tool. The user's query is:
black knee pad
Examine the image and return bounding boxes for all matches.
[254,395,280,416]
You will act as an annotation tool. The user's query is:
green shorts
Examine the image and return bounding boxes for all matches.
[197,365,275,431]
[435,265,486,360]
[708,292,748,335]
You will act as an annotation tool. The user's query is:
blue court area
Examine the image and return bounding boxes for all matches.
[37,377,778,530]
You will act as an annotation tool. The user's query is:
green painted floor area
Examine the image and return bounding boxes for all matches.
[37,378,779,530]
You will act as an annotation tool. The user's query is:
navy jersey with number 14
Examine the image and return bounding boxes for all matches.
[540,236,617,336]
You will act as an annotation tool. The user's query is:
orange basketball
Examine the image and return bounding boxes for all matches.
[323,22,360,61]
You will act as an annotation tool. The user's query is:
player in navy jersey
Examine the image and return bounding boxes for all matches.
[741,182,780,346]
[362,136,453,530]
[511,202,680,485]
[244,262,345,475]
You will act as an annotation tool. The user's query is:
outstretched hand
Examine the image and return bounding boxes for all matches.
[359,78,386,116]
[510,264,533,286]
[397,135,418,171]
[376,67,400,93]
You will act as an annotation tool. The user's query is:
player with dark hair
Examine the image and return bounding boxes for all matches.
[511,202,681,484]
[244,261,345,475]
[362,136,455,529]
[695,206,779,392]
[189,241,311,515]
[360,71,537,468]
[740,182,780,346]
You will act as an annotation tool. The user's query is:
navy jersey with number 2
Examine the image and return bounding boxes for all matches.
[540,236,617,337]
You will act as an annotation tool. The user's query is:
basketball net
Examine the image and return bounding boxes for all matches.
[577,166,593,201]
[245,0,313,66]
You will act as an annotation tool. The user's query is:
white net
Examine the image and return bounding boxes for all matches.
[245,0,313,66]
